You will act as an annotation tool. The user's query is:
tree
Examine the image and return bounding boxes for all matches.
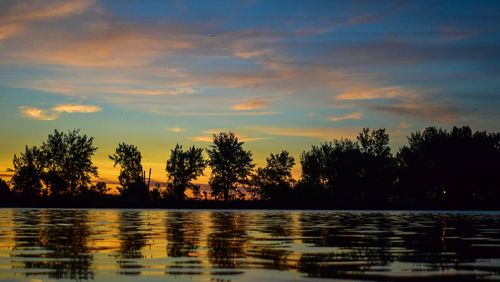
[9,146,45,196]
[207,132,254,202]
[86,181,109,196]
[356,128,395,202]
[249,151,295,201]
[0,178,10,197]
[42,129,98,196]
[300,139,362,200]
[397,126,500,206]
[166,144,207,200]
[109,143,147,198]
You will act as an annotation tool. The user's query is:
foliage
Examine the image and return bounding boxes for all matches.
[0,178,10,196]
[207,132,254,201]
[109,143,147,198]
[86,181,109,196]
[249,151,295,201]
[299,128,396,203]
[166,144,207,200]
[42,129,98,196]
[397,126,500,204]
[9,146,45,196]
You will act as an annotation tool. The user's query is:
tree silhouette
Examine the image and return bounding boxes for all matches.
[0,177,10,197]
[397,126,500,206]
[166,144,206,200]
[357,128,395,202]
[207,132,254,202]
[8,145,45,197]
[249,151,295,201]
[299,139,363,201]
[109,143,147,198]
[42,129,98,196]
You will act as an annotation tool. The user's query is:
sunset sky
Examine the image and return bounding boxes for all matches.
[1,0,500,185]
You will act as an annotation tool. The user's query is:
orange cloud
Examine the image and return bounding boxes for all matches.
[3,0,94,22]
[18,106,57,121]
[19,103,101,120]
[0,23,24,40]
[232,99,268,111]
[336,87,410,100]
[0,0,94,41]
[52,104,101,113]
[330,112,363,122]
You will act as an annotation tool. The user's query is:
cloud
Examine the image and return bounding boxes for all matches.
[52,103,101,113]
[19,106,57,121]
[253,126,359,140]
[232,99,268,111]
[0,23,23,40]
[3,0,95,22]
[19,103,101,121]
[336,87,411,101]
[330,112,363,122]
[150,110,277,116]
[399,122,412,129]
[0,0,94,40]
[168,127,183,133]
[372,101,460,123]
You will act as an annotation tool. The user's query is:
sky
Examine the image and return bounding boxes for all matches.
[1,0,500,185]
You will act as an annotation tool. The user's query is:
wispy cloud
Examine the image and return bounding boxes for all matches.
[3,0,95,22]
[372,101,460,123]
[330,112,363,122]
[150,110,277,116]
[253,126,359,140]
[168,127,183,133]
[336,87,410,101]
[52,103,101,113]
[232,98,268,111]
[19,103,101,121]
[0,0,95,40]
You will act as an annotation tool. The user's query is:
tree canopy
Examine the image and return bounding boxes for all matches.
[249,151,295,201]
[42,129,98,196]
[8,130,97,197]
[109,143,146,198]
[207,132,254,201]
[166,144,206,200]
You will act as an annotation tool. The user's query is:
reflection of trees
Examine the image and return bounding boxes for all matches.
[246,212,294,270]
[398,214,477,269]
[115,210,149,275]
[207,212,248,268]
[11,209,93,280]
[297,212,500,279]
[260,212,293,237]
[298,212,394,279]
[166,211,201,257]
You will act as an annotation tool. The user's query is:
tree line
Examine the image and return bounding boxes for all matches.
[1,126,499,208]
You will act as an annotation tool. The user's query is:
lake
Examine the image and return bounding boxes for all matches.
[0,209,499,281]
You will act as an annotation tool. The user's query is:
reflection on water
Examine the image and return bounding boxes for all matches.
[1,209,500,281]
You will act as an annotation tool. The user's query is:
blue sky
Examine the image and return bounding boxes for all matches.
[1,0,500,183]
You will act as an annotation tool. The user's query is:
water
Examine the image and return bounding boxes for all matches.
[0,209,499,281]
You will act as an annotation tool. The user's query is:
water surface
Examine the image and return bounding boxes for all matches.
[0,209,499,281]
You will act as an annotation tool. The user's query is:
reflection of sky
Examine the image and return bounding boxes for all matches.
[1,0,499,184]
